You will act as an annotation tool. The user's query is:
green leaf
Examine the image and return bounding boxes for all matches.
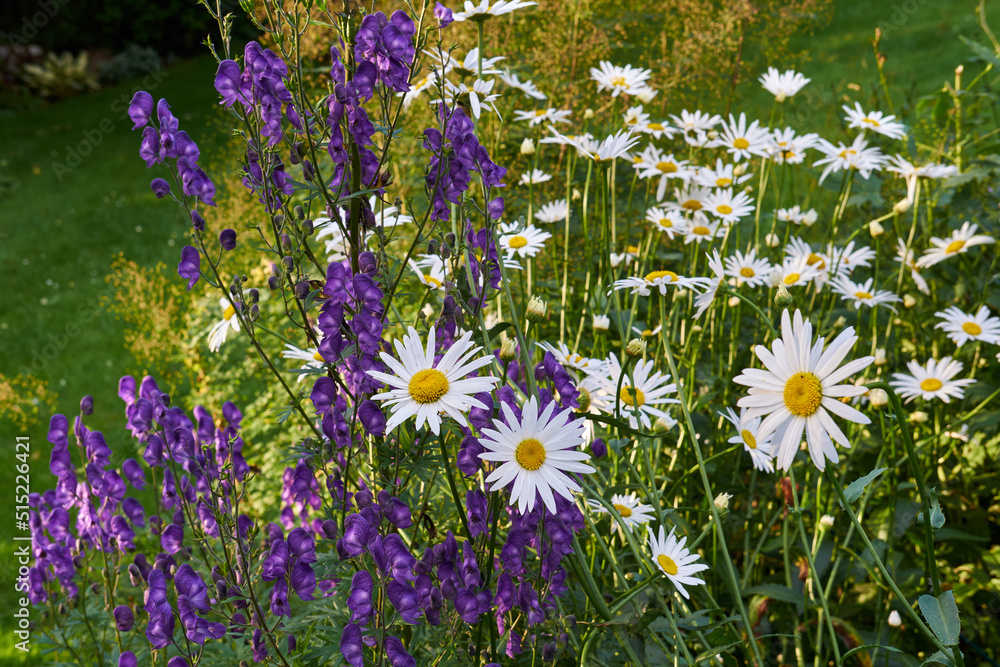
[841,644,907,662]
[487,321,514,341]
[841,467,888,505]
[742,584,801,606]
[918,590,961,646]
[922,649,961,666]
[960,35,1000,67]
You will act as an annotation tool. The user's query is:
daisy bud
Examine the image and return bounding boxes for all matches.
[874,348,887,365]
[576,386,592,412]
[910,411,929,423]
[869,219,885,237]
[707,129,719,140]
[520,138,535,155]
[592,314,610,332]
[727,296,740,307]
[893,198,912,214]
[733,163,748,177]
[572,188,582,200]
[819,515,835,529]
[833,316,847,329]
[903,294,916,308]
[526,296,547,322]
[774,283,793,309]
[625,338,646,359]
[765,233,781,247]
[499,334,517,362]
[584,108,595,120]
[714,492,732,510]
[888,610,902,627]
[868,388,888,409]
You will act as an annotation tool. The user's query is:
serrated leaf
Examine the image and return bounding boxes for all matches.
[960,35,1000,67]
[841,467,888,505]
[918,590,961,646]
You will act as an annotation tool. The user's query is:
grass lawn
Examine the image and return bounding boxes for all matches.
[1,0,998,662]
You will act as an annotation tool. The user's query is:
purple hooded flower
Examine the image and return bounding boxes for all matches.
[466,489,489,537]
[434,2,454,27]
[270,576,291,617]
[347,570,374,623]
[214,60,244,108]
[119,652,137,667]
[457,436,484,477]
[340,623,364,667]
[175,564,210,611]
[385,635,416,667]
[114,605,134,632]
[166,658,189,667]
[338,514,371,558]
[177,246,200,290]
[253,628,268,662]
[139,127,160,167]
[129,91,154,130]
[121,458,146,490]
[287,527,316,563]
[262,539,290,580]
[357,400,386,436]
[161,523,184,554]
[386,579,422,624]
[290,561,316,600]
[150,178,171,198]
[219,228,237,250]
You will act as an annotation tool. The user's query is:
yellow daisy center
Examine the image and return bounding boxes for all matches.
[648,122,664,131]
[854,291,873,300]
[627,245,641,254]
[733,138,750,150]
[508,235,528,249]
[945,239,966,254]
[920,378,943,392]
[692,225,710,236]
[863,117,881,127]
[657,218,673,228]
[806,253,825,268]
[657,554,678,576]
[657,161,677,173]
[223,305,237,320]
[783,273,800,285]
[534,109,547,116]
[645,270,679,283]
[716,177,732,187]
[642,329,653,337]
[619,386,646,407]
[407,368,449,404]
[716,204,733,215]
[740,267,755,278]
[962,322,983,336]
[682,199,703,211]
[741,429,757,449]
[424,275,443,288]
[783,371,823,417]
[613,503,633,518]
[313,351,324,362]
[611,76,627,87]
[514,438,547,471]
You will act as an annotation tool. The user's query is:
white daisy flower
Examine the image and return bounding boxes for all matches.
[612,269,712,297]
[498,221,552,258]
[591,130,641,163]
[631,324,663,339]
[827,241,876,277]
[635,119,677,140]
[733,309,874,471]
[935,306,1000,347]
[610,244,641,268]
[534,199,570,224]
[498,70,546,99]
[479,396,595,514]
[645,206,687,239]
[589,61,652,98]
[598,355,680,430]
[759,67,810,102]
[368,326,500,435]
[915,221,995,268]
[439,78,501,119]
[703,188,755,224]
[886,155,958,181]
[519,168,553,185]
[777,205,817,226]
[634,86,658,103]
[588,493,656,533]
[813,135,887,184]
[208,297,241,352]
[843,102,906,140]
[694,159,752,189]
[431,47,506,77]
[720,406,775,472]
[889,357,975,403]
[693,250,726,319]
[281,343,325,383]
[647,525,709,599]
[715,112,771,162]
[453,0,537,22]
[623,105,651,129]
[665,185,714,215]
[894,240,930,295]
[770,256,821,289]
[400,71,440,109]
[635,148,693,199]
[592,314,611,332]
[831,276,902,311]
[409,256,448,291]
[724,249,772,287]
[537,340,603,376]
[768,128,820,164]
[682,220,725,245]
[513,108,572,127]
[669,109,722,135]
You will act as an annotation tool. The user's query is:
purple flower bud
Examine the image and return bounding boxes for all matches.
[358,251,378,274]
[487,196,504,220]
[80,395,94,415]
[150,178,171,198]
[166,658,189,667]
[347,570,374,623]
[220,228,237,250]
[321,519,338,539]
[119,652,138,667]
[190,210,205,231]
[591,438,607,459]
[466,489,489,537]
[340,623,364,667]
[385,635,416,667]
[129,91,154,130]
[434,2,454,27]
[177,246,200,290]
[338,514,370,558]
[114,605,134,631]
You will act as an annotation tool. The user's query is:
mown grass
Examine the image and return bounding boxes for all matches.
[1,1,998,663]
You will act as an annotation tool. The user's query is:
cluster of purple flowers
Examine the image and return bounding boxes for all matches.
[423,104,507,221]
[129,92,216,207]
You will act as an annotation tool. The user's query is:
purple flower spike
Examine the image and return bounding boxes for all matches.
[385,635,416,667]
[128,91,153,130]
[178,246,200,290]
[114,605,134,632]
[340,623,364,667]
